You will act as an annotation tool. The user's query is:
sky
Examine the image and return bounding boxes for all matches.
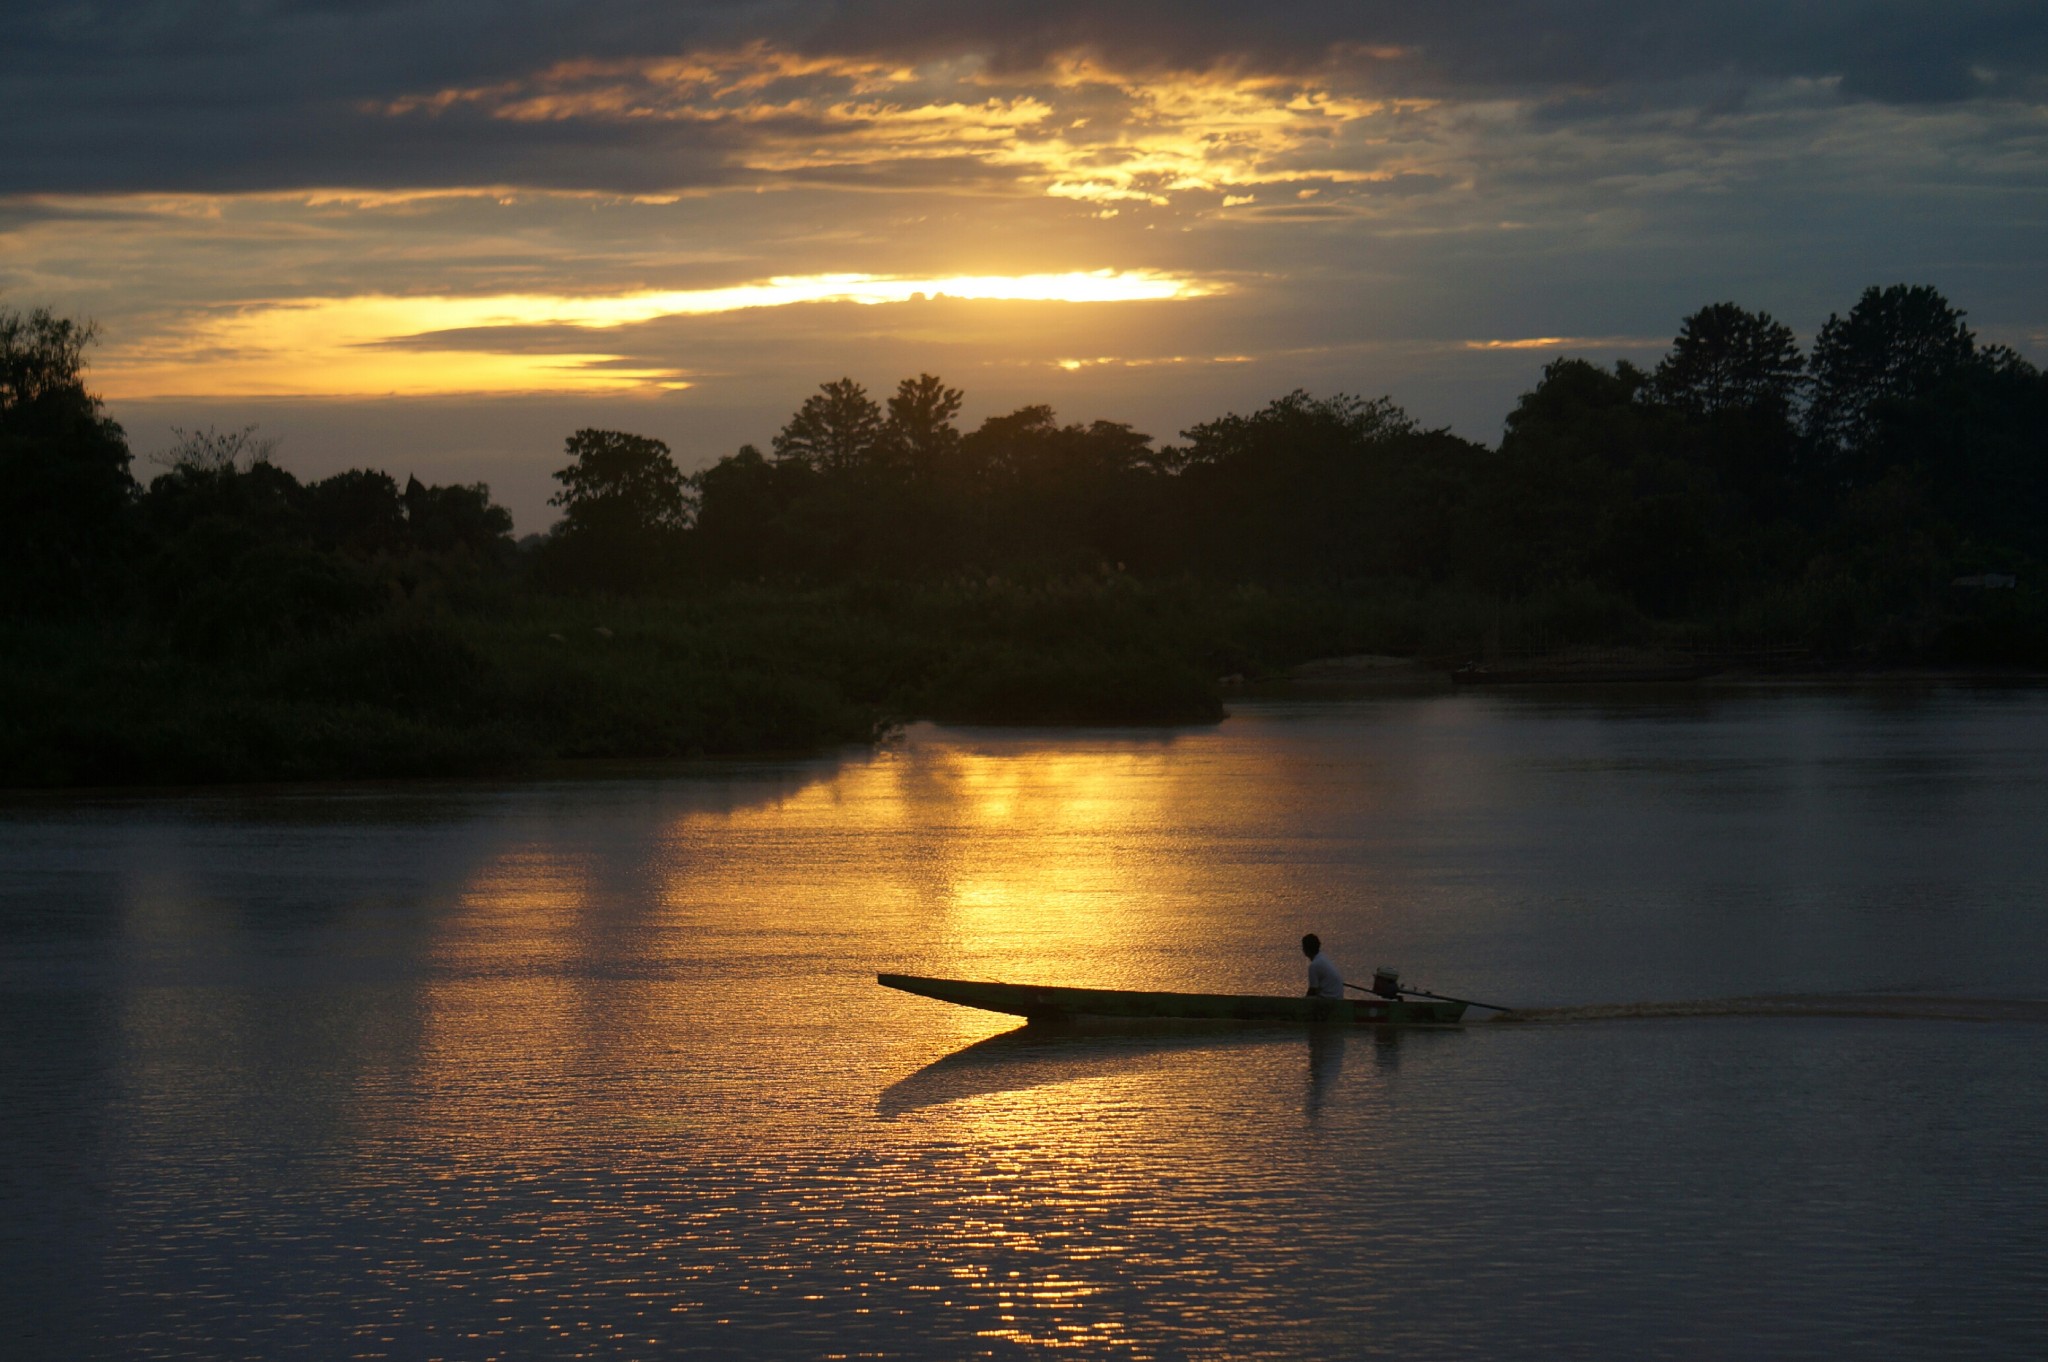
[7,1,2046,531]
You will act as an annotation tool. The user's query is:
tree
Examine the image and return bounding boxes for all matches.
[1808,284,1975,463]
[2,308,100,410]
[1177,390,1415,469]
[154,424,280,474]
[940,406,1163,569]
[550,428,688,535]
[1488,358,1722,611]
[1648,304,1807,521]
[303,469,407,556]
[884,373,963,478]
[1172,391,1427,580]
[690,444,787,576]
[1653,302,1805,417]
[0,306,137,613]
[545,428,688,590]
[404,476,514,556]
[772,379,884,473]
[1854,343,2048,559]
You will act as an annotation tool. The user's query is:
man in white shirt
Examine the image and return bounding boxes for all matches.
[1301,933,1345,998]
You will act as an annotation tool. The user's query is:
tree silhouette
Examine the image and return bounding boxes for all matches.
[303,469,407,556]
[1,308,101,409]
[155,424,279,474]
[1168,390,1487,582]
[551,429,689,535]
[773,379,884,473]
[1646,303,1807,520]
[1490,358,1721,610]
[885,373,963,478]
[546,428,688,590]
[0,306,136,612]
[1808,285,1975,464]
[690,444,785,575]
[1653,303,1805,417]
[404,476,514,556]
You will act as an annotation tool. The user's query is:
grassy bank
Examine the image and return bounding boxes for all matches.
[8,572,2045,788]
[0,577,1274,787]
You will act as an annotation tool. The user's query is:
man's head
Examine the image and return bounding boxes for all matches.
[1301,933,1321,959]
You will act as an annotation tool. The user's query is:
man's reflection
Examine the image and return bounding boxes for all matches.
[1305,1026,1346,1119]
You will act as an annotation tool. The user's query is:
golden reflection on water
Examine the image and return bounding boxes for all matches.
[329,724,1421,1349]
[651,727,1403,997]
[862,1026,1410,1351]
[54,696,2048,1355]
[381,723,1411,1132]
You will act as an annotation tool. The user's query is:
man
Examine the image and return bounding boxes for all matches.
[1301,933,1345,999]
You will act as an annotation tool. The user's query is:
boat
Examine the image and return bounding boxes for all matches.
[877,973,1470,1026]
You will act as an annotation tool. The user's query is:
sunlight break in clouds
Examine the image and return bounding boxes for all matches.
[91,271,1214,399]
[1462,336,1666,351]
[379,45,1433,210]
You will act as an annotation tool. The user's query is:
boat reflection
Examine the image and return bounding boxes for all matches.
[879,1021,1425,1120]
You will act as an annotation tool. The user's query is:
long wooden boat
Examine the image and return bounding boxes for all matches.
[878,973,1469,1026]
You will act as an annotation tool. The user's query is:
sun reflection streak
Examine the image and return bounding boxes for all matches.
[655,726,1385,1000]
[70,715,1454,1352]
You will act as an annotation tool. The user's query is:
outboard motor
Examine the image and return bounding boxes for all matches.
[1371,966,1402,999]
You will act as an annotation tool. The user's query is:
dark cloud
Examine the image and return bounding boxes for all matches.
[809,0,2047,102]
[3,1,2043,194]
[772,157,1034,191]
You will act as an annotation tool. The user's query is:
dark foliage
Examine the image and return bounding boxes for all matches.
[1808,284,1978,483]
[0,307,136,613]
[6,282,2047,786]
[1654,302,1806,419]
[773,378,886,474]
[540,428,688,591]
[1174,391,1484,583]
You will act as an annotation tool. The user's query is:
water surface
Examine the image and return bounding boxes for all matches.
[6,688,2047,1358]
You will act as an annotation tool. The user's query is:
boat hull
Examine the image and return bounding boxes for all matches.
[878,973,1469,1026]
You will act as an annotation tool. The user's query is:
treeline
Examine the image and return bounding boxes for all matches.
[545,286,2046,638]
[2,313,512,631]
[2,285,2045,785]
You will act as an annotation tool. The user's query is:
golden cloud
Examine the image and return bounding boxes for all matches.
[375,44,1439,209]
[1462,336,1666,350]
[91,271,1216,399]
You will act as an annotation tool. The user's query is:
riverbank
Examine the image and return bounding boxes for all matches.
[1269,648,2048,691]
[9,577,2046,789]
[1,578,1327,787]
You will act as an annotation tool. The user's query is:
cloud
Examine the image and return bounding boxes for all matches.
[5,3,2044,196]
[804,1,2048,105]
[9,1,2045,538]
[84,271,1216,399]
[371,53,1450,208]
[1463,336,1666,351]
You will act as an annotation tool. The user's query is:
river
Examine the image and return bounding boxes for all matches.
[5,686,2047,1358]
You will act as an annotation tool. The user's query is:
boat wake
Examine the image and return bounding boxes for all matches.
[1497,994,2048,1025]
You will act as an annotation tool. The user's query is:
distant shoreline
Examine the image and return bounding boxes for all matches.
[12,659,2048,800]
[1266,651,2048,691]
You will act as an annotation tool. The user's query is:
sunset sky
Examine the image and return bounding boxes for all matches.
[8,2,2046,528]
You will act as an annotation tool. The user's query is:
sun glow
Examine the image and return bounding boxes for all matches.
[91,270,1213,399]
